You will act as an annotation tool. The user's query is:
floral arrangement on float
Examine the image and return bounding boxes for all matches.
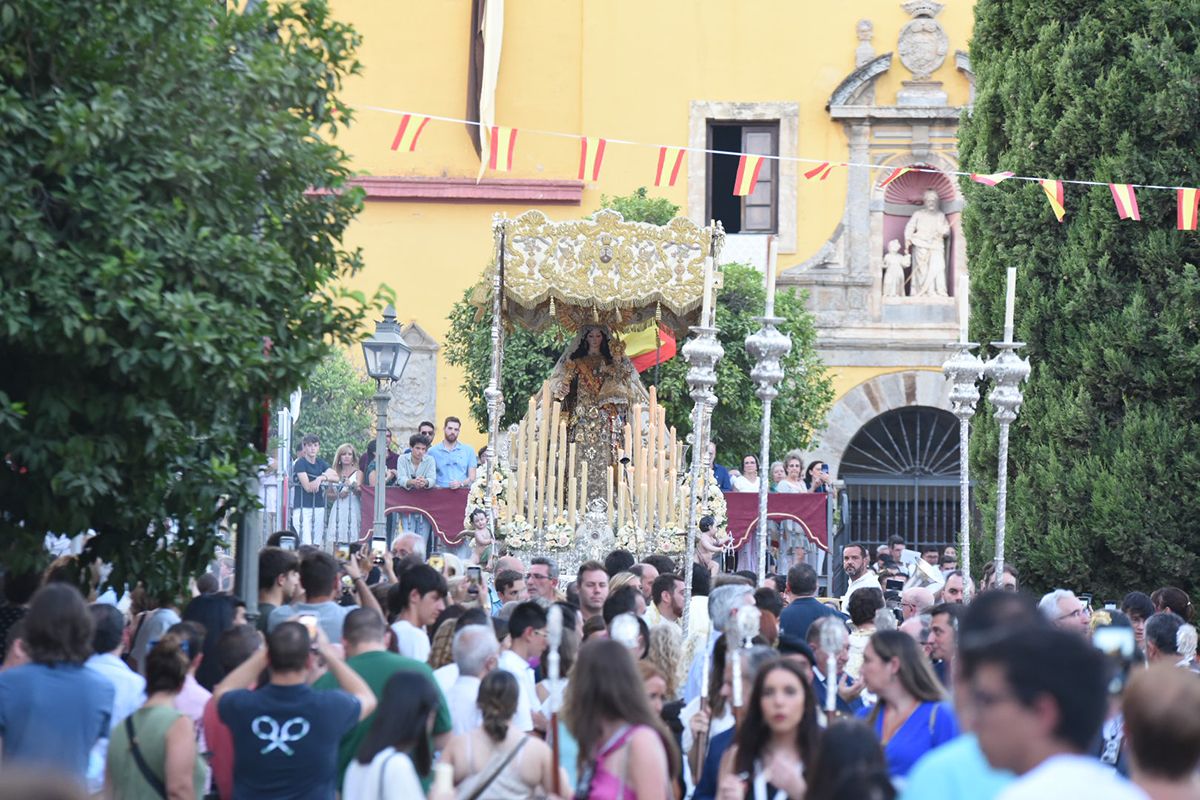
[500,514,535,549]
[463,468,510,529]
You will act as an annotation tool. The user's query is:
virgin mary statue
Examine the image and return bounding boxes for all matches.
[549,325,650,503]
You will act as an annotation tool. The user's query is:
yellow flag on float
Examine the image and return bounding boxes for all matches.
[733,155,764,196]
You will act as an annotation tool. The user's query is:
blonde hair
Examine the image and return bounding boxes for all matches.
[646,622,683,697]
[608,572,640,594]
[333,443,358,477]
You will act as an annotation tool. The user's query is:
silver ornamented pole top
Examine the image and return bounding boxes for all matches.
[984,341,1031,423]
[942,343,985,421]
[682,325,725,407]
[746,316,793,402]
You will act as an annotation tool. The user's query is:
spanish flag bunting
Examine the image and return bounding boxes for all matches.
[654,146,686,187]
[1177,188,1200,230]
[389,114,430,152]
[970,171,1014,186]
[1040,179,1066,222]
[578,136,607,181]
[733,155,765,197]
[620,325,678,372]
[485,126,518,171]
[1108,184,1141,221]
[879,166,913,188]
[804,161,834,180]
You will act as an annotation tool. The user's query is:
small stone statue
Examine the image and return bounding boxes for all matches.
[882,239,910,297]
[905,188,950,297]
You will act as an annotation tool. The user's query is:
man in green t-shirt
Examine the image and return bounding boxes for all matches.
[313,607,452,789]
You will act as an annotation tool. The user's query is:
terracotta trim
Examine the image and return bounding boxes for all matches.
[310,176,584,203]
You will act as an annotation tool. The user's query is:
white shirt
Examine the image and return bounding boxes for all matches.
[731,474,760,492]
[498,649,536,732]
[997,754,1148,800]
[446,674,483,735]
[390,619,431,662]
[433,662,459,696]
[342,746,424,800]
[85,652,148,794]
[842,571,882,609]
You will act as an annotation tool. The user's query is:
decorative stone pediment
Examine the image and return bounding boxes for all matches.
[828,53,893,109]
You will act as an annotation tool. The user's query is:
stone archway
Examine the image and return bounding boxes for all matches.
[802,369,951,481]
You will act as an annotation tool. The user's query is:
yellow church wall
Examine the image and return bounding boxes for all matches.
[330,0,976,445]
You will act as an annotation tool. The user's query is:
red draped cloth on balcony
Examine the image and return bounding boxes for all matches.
[360,487,829,550]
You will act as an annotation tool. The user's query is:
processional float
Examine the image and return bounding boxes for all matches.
[472,209,728,609]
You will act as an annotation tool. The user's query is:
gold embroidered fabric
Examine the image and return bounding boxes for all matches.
[489,209,724,332]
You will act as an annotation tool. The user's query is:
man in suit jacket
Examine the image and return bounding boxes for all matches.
[778,563,840,643]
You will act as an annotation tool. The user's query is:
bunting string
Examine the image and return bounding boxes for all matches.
[358,104,1200,220]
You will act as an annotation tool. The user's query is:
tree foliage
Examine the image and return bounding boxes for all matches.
[444,190,832,461]
[0,0,379,598]
[960,0,1200,598]
[296,351,376,454]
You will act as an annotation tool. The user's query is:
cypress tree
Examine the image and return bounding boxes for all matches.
[960,0,1200,599]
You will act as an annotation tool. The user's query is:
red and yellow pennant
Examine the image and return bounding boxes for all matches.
[733,155,765,196]
[970,171,1015,186]
[389,114,430,152]
[578,136,607,181]
[654,146,686,187]
[804,161,834,180]
[1040,179,1066,222]
[620,325,678,372]
[1109,184,1141,221]
[485,126,518,171]
[879,166,913,188]
[1177,188,1200,230]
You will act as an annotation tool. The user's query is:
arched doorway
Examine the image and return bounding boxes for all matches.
[839,406,963,549]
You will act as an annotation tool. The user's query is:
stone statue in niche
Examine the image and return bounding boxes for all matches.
[904,188,950,297]
[882,239,910,298]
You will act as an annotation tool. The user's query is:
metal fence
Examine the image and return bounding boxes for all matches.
[841,475,975,552]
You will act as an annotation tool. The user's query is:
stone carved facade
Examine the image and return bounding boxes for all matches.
[388,322,439,440]
[780,2,972,480]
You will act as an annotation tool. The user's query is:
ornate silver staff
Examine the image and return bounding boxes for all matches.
[681,240,724,639]
[745,238,791,584]
[484,215,507,545]
[942,342,983,594]
[982,268,1029,579]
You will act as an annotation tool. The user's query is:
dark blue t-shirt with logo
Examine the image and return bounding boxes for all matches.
[218,682,359,800]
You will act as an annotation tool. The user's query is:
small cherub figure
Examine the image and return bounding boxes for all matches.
[882,238,910,297]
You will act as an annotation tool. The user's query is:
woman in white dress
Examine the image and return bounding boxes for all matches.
[774,454,813,573]
[325,443,363,548]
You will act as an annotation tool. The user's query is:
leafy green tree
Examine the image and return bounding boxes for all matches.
[445,190,832,459]
[960,0,1200,598]
[0,0,379,599]
[296,351,376,455]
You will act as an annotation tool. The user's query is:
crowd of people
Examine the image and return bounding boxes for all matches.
[0,529,1198,800]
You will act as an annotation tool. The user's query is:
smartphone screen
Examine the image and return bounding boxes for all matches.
[428,554,445,573]
[334,543,350,561]
[821,464,830,474]
[278,535,298,551]
[371,539,386,563]
[298,614,318,640]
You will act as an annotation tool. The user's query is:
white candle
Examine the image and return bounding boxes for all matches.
[699,649,710,699]
[765,236,778,318]
[959,272,969,344]
[1003,267,1016,343]
[700,256,715,327]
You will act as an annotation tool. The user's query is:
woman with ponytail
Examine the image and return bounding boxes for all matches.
[440,670,566,799]
[105,633,206,799]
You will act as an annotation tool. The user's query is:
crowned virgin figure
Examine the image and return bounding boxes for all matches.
[548,325,650,503]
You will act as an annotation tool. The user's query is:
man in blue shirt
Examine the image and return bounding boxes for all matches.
[428,416,478,489]
[0,584,114,785]
[216,621,377,800]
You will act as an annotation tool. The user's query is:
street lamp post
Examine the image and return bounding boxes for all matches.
[362,304,412,545]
